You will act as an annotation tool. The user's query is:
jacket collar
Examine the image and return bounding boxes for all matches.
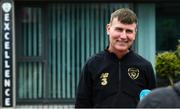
[104,47,133,61]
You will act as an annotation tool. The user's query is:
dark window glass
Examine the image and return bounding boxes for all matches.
[156,3,180,52]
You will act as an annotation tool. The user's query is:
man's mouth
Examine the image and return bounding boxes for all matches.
[116,40,128,44]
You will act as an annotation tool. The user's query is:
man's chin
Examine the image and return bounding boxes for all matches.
[116,47,128,52]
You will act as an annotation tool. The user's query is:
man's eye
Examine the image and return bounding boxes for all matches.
[126,30,133,33]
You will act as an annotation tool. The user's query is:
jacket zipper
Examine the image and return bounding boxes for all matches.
[118,61,121,91]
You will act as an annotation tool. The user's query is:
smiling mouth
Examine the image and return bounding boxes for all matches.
[116,41,128,45]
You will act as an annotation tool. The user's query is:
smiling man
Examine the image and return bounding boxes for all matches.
[75,8,156,108]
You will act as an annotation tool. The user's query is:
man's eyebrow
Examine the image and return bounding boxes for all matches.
[114,27,123,29]
[114,27,134,31]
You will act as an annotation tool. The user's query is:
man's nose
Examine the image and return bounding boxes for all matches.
[120,31,127,39]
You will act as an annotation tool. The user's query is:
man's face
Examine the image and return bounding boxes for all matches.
[106,17,137,52]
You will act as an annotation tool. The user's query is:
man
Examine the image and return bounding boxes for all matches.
[137,81,180,108]
[75,8,156,108]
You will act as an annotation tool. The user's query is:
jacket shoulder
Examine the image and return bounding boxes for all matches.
[86,51,107,65]
[138,86,180,108]
[130,51,152,66]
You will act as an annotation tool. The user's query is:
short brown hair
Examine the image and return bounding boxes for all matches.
[110,8,138,25]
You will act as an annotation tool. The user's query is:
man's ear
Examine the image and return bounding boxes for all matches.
[106,24,110,35]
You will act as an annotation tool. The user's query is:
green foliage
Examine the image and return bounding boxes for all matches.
[155,42,180,86]
[156,52,180,76]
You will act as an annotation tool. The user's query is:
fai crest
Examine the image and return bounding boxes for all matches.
[128,68,139,80]
[2,2,12,13]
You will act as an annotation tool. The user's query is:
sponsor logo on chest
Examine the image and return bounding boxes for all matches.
[100,73,109,86]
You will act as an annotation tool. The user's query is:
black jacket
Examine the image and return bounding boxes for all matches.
[137,81,180,108]
[75,50,156,108]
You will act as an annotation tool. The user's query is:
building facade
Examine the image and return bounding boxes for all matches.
[0,0,180,108]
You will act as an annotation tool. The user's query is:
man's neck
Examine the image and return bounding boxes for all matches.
[108,47,129,59]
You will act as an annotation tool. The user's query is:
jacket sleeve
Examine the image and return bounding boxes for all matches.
[75,63,93,108]
[146,63,156,89]
[137,93,162,108]
[137,87,172,108]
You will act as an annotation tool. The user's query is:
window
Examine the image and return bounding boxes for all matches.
[156,3,180,52]
[16,5,46,103]
[16,2,132,104]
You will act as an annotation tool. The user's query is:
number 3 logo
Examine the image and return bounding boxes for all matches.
[100,73,109,86]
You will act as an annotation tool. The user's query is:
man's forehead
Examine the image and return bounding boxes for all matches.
[111,21,137,28]
[111,17,136,25]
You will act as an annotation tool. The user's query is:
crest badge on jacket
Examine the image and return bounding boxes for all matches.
[128,68,139,80]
